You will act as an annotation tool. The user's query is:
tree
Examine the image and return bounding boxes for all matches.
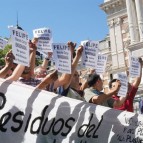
[0,44,12,66]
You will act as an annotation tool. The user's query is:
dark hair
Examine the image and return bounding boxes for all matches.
[73,50,76,58]
[87,73,100,87]
[109,79,117,89]
[22,67,30,75]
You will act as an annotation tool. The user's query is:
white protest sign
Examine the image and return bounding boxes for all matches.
[33,27,52,53]
[0,79,143,143]
[10,27,29,66]
[117,73,128,97]
[129,56,140,78]
[52,43,71,74]
[0,38,8,49]
[96,54,108,74]
[81,40,99,69]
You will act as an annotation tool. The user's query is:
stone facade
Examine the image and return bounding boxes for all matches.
[100,0,143,113]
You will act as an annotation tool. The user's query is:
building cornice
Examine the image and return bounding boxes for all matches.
[100,0,126,15]
[107,9,127,21]
[128,42,143,51]
[108,66,128,74]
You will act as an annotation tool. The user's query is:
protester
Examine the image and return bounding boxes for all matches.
[6,39,41,86]
[0,50,15,78]
[109,57,143,112]
[34,52,52,79]
[36,41,85,100]
[36,70,58,90]
[34,66,47,79]
[84,73,128,108]
[53,42,85,100]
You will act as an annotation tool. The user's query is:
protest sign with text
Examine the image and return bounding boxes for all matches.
[117,73,128,97]
[0,79,143,143]
[33,27,52,53]
[81,40,99,69]
[129,56,140,78]
[52,43,71,74]
[10,27,29,66]
[96,54,108,74]
[0,37,8,49]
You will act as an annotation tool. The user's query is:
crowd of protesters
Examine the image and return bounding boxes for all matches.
[0,32,143,114]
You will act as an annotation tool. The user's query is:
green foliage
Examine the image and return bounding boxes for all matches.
[0,44,43,67]
[35,58,43,66]
[0,44,12,66]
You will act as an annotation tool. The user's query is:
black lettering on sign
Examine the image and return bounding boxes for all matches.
[78,113,94,137]
[61,117,75,136]
[30,105,49,134]
[12,30,28,40]
[52,118,64,135]
[0,92,6,110]
[0,112,11,132]
[24,114,32,132]
[77,114,103,139]
[92,115,103,138]
[86,124,96,138]
[137,127,143,136]
[11,111,24,132]
[42,118,55,135]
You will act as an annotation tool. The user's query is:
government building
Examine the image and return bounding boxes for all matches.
[99,0,143,113]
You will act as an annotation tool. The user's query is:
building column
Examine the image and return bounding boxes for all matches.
[135,0,143,41]
[108,20,119,69]
[126,0,139,44]
[114,18,125,68]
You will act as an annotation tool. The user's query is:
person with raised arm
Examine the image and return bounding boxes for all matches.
[84,73,128,108]
[109,57,143,112]
[36,41,85,100]
[0,50,15,78]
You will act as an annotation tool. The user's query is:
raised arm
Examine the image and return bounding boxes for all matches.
[6,64,25,81]
[132,57,143,88]
[0,50,15,78]
[6,40,35,81]
[91,80,121,105]
[113,95,127,108]
[41,52,52,69]
[36,70,58,90]
[53,42,82,90]
[80,69,96,91]
[29,38,38,77]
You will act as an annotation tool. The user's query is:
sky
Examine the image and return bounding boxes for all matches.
[0,0,108,45]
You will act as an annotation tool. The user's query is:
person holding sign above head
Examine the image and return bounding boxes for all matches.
[37,41,85,100]
[84,73,128,108]
[17,38,44,86]
[0,50,15,78]
[34,52,52,79]
[7,39,41,87]
[55,43,85,100]
[67,41,76,60]
[109,57,143,112]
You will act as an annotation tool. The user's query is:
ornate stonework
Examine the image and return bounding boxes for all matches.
[100,0,143,112]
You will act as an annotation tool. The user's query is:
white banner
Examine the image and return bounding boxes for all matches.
[0,79,143,143]
[33,27,52,53]
[96,54,108,74]
[0,38,8,49]
[117,73,128,97]
[10,27,29,66]
[52,43,71,74]
[81,40,99,69]
[129,56,140,78]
